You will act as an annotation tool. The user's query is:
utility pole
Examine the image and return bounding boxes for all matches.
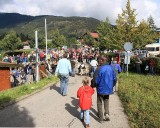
[45,18,48,61]
[35,31,39,82]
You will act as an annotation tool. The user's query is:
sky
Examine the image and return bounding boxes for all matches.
[0,0,160,27]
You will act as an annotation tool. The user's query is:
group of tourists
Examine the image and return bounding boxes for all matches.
[135,57,156,75]
[2,46,99,87]
[2,46,157,89]
[10,62,37,87]
[55,51,121,128]
[2,46,158,128]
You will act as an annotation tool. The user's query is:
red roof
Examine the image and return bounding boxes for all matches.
[90,32,99,38]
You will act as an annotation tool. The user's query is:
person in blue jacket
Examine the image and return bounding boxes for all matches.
[95,55,117,123]
[111,57,122,92]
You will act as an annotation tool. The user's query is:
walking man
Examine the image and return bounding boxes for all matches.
[111,57,122,92]
[95,55,117,122]
[90,57,98,78]
[55,53,72,96]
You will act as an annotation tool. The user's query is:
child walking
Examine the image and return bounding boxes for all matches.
[77,77,95,128]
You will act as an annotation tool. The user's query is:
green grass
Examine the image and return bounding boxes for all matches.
[119,73,160,128]
[0,76,59,108]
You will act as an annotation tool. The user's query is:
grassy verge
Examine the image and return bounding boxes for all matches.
[119,73,160,128]
[0,76,59,108]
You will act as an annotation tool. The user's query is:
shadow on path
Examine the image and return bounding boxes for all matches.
[0,98,35,127]
[65,97,86,128]
[65,97,99,127]
[65,97,79,118]
[90,107,99,122]
[50,84,61,95]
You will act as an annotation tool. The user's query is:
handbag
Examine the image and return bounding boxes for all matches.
[145,65,149,71]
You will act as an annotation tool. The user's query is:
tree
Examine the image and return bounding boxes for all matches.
[97,18,120,50]
[37,34,46,49]
[116,0,138,49]
[19,33,29,42]
[0,30,22,51]
[147,15,157,30]
[50,29,67,48]
[83,33,95,46]
[67,38,80,46]
[134,20,157,49]
[115,0,157,49]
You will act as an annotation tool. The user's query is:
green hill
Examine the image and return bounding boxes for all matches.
[0,13,100,39]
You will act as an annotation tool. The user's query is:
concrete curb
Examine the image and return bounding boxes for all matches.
[0,80,59,110]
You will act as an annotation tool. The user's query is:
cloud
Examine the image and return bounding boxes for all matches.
[0,0,159,27]
[0,0,15,12]
[0,0,14,6]
[132,0,160,27]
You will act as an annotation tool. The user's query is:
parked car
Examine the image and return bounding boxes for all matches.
[133,50,149,58]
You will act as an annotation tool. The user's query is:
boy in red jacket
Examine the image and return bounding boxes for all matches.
[77,77,95,128]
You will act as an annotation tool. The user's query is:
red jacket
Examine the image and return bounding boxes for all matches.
[77,85,95,110]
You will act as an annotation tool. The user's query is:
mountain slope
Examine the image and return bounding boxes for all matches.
[0,13,100,38]
[0,13,35,28]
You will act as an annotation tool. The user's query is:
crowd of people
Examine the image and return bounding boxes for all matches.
[54,50,158,128]
[2,46,157,89]
[1,46,158,128]
[55,51,121,128]
[2,47,100,87]
[135,57,156,75]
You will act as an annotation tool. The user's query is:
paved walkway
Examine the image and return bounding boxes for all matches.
[0,75,130,128]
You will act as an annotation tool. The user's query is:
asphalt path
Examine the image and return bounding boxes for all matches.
[0,75,130,128]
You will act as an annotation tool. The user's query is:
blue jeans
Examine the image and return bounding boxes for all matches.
[90,66,97,78]
[150,67,154,75]
[122,64,127,72]
[80,109,90,125]
[59,74,69,95]
[71,68,75,76]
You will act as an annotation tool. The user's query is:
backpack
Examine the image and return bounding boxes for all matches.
[112,64,119,75]
[27,66,33,75]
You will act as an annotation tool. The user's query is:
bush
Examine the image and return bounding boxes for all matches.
[129,57,160,74]
[0,51,5,61]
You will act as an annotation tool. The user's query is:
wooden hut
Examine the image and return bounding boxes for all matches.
[0,62,23,91]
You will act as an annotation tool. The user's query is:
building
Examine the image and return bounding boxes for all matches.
[0,62,23,91]
[23,41,30,49]
[78,32,99,45]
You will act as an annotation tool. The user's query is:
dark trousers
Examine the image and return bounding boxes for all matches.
[97,94,109,121]
[136,63,141,73]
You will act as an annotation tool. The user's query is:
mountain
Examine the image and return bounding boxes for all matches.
[0,13,100,39]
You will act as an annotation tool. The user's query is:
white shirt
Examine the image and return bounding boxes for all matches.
[90,60,98,67]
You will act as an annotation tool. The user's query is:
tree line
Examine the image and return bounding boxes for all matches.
[0,0,159,51]
[0,29,80,51]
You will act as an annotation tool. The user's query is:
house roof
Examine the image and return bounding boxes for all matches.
[23,41,30,45]
[89,32,99,38]
[78,32,99,44]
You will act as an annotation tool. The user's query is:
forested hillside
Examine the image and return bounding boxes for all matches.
[0,13,100,38]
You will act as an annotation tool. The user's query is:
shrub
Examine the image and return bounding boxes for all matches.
[129,57,160,74]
